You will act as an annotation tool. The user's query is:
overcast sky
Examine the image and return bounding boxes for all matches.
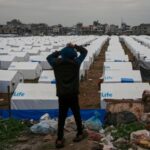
[0,0,149,26]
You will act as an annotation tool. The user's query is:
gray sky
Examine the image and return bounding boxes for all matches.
[0,0,149,26]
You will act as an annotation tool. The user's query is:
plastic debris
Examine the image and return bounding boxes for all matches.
[85,111,102,131]
[87,129,103,142]
[130,130,150,141]
[40,113,50,121]
[30,113,57,134]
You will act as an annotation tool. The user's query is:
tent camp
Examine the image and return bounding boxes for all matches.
[104,62,133,70]
[0,55,17,69]
[23,47,40,56]
[100,83,150,108]
[29,55,52,70]
[11,83,58,110]
[9,52,29,62]
[105,55,129,62]
[38,70,55,83]
[0,70,23,93]
[8,62,42,80]
[103,70,142,83]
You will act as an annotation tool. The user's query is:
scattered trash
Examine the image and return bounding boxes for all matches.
[87,129,103,142]
[65,115,76,132]
[113,137,131,150]
[40,113,50,121]
[130,130,150,141]
[111,122,145,140]
[85,111,102,131]
[135,139,150,149]
[30,113,57,135]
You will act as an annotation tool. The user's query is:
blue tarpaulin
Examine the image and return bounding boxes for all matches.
[0,109,107,124]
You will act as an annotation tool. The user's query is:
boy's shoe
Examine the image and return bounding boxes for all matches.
[55,138,65,149]
[73,130,87,142]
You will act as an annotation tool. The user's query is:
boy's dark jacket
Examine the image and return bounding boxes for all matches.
[47,45,87,97]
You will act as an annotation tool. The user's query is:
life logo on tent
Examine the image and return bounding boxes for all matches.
[105,66,110,69]
[101,92,112,98]
[13,92,25,97]
[104,76,112,80]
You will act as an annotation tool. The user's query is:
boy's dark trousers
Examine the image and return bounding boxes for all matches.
[57,95,83,140]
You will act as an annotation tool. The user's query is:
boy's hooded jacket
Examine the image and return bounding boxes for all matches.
[47,45,87,97]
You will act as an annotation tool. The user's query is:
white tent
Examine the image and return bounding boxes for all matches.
[29,55,52,70]
[103,70,142,83]
[105,55,129,62]
[104,62,133,70]
[40,52,52,58]
[38,70,55,83]
[11,83,58,110]
[105,51,125,56]
[121,36,150,59]
[8,62,42,80]
[0,50,9,55]
[0,55,17,69]
[24,47,40,56]
[100,83,150,108]
[9,52,29,62]
[0,70,23,93]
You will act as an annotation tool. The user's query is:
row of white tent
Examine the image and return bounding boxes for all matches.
[100,36,150,109]
[131,35,150,49]
[1,35,150,119]
[0,36,108,114]
[0,36,109,92]
[0,36,96,51]
[10,36,109,111]
[105,36,129,62]
[0,36,98,70]
[121,36,150,61]
[80,36,108,78]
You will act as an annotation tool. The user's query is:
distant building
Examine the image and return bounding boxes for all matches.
[92,21,107,35]
[140,24,150,35]
[132,26,140,35]
[132,24,150,35]
[50,24,64,35]
[76,23,83,35]
[121,22,130,32]
[109,24,119,35]
[31,23,48,36]
[0,25,17,34]
[0,19,150,36]
[104,24,110,34]
[95,24,106,35]
[80,26,91,35]
[120,22,133,35]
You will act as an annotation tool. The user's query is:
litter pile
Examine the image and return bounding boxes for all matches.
[27,110,150,150]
